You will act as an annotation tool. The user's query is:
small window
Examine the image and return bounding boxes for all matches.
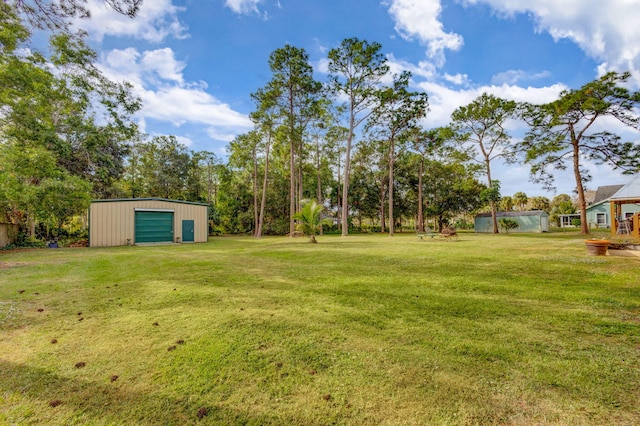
[596,213,607,225]
[624,212,634,219]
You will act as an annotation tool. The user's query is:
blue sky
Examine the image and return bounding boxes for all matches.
[72,0,640,197]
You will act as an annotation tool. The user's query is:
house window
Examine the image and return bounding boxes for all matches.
[596,213,607,226]
[624,212,634,219]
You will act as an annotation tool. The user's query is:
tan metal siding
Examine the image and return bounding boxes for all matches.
[90,200,208,247]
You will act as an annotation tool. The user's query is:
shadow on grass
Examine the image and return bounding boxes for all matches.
[0,360,282,425]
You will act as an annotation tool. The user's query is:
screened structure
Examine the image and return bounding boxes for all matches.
[609,174,640,239]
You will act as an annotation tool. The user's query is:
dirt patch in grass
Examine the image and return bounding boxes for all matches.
[0,261,29,269]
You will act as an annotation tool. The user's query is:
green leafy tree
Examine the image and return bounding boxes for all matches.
[512,191,529,211]
[327,37,389,236]
[367,71,428,236]
[228,131,262,233]
[249,87,280,238]
[451,93,517,234]
[480,180,502,216]
[499,195,514,212]
[499,218,519,234]
[34,175,91,235]
[263,45,322,235]
[550,195,576,227]
[293,199,332,243]
[423,160,485,230]
[520,71,640,234]
[410,127,456,232]
[0,144,90,239]
[530,196,550,211]
[1,6,139,237]
[10,0,141,31]
[137,136,191,199]
[351,141,386,230]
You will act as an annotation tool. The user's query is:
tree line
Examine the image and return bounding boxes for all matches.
[2,1,640,246]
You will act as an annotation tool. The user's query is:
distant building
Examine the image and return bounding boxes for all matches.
[474,211,549,233]
[608,174,640,238]
[559,176,640,231]
[584,184,624,228]
[89,198,209,247]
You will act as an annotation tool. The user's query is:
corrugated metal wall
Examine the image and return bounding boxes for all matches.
[474,213,549,233]
[89,199,208,247]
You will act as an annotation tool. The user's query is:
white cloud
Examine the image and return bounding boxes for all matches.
[444,73,470,86]
[225,0,263,15]
[464,0,640,87]
[140,48,185,85]
[386,54,438,80]
[75,0,188,42]
[385,0,463,65]
[174,135,194,147]
[385,0,640,87]
[99,48,252,141]
[412,77,565,128]
[141,86,250,128]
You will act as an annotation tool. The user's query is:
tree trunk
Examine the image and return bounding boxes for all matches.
[336,156,342,232]
[388,138,395,236]
[298,146,303,211]
[486,161,499,234]
[490,200,499,234]
[341,110,355,236]
[253,148,259,234]
[207,161,213,205]
[255,135,271,238]
[289,134,296,236]
[379,186,386,233]
[28,213,36,238]
[316,136,323,235]
[417,157,424,233]
[572,134,590,235]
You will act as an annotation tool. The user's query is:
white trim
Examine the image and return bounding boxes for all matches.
[134,208,175,213]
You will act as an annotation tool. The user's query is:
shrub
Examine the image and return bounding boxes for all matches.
[499,218,519,233]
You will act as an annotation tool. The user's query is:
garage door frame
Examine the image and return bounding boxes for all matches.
[134,209,175,244]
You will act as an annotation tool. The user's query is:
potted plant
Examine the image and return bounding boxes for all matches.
[585,238,610,256]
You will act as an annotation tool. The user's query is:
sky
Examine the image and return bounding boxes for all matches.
[70,0,640,197]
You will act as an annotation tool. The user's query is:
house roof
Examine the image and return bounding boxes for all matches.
[610,174,640,201]
[475,211,549,218]
[593,185,624,204]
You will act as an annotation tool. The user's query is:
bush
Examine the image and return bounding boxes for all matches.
[1,233,46,250]
[455,218,473,230]
[499,218,519,233]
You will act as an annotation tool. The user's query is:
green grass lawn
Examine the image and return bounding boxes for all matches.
[1,232,639,425]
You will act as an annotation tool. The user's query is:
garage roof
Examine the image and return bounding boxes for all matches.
[91,198,208,206]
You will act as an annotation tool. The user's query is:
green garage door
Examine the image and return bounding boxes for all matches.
[135,211,174,243]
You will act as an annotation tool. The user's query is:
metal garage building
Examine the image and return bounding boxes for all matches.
[474,211,549,233]
[89,198,209,247]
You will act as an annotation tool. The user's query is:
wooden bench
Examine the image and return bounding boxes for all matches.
[417,227,437,240]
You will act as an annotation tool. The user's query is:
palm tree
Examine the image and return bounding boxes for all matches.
[293,199,333,243]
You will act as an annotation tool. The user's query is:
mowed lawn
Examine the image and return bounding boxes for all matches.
[1,233,639,425]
